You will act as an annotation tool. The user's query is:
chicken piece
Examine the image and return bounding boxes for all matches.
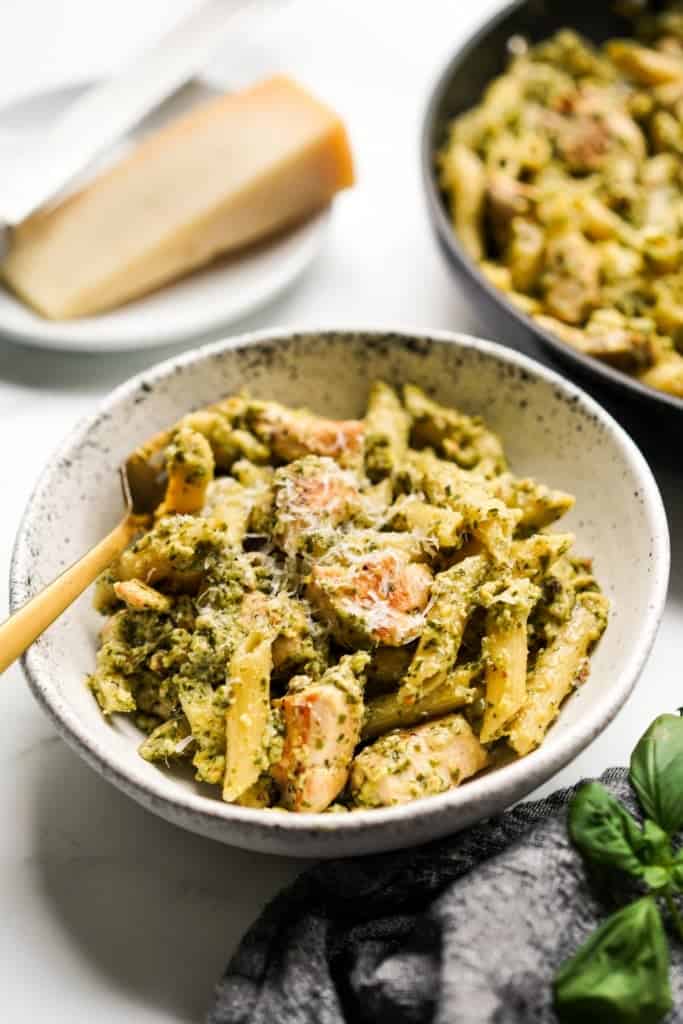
[546,85,645,172]
[555,113,612,173]
[156,426,214,516]
[308,547,432,648]
[272,455,364,556]
[541,232,600,325]
[271,652,370,812]
[248,400,364,469]
[350,714,488,808]
[113,579,171,613]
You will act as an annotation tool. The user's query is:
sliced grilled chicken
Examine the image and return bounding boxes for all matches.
[248,400,364,468]
[350,714,488,808]
[271,652,369,812]
[308,547,432,647]
[272,456,364,555]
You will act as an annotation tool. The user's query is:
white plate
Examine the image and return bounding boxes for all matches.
[0,80,330,352]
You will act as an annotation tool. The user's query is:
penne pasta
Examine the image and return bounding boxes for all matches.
[438,23,683,399]
[202,478,252,547]
[88,382,607,812]
[508,591,609,756]
[224,630,274,802]
[479,578,540,743]
[398,556,488,706]
[363,663,481,740]
[157,426,214,516]
[179,677,229,785]
[364,381,410,481]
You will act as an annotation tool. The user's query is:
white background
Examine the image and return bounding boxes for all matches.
[0,1,681,1021]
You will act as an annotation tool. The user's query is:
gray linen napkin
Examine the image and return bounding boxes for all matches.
[208,769,683,1023]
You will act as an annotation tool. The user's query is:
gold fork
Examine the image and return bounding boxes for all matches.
[0,453,167,674]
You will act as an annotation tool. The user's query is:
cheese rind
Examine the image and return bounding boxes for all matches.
[2,76,355,319]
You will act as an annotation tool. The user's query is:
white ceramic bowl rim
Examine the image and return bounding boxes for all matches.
[10,327,671,841]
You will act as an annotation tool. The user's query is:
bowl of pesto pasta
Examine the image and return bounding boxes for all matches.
[423,0,683,410]
[11,328,668,856]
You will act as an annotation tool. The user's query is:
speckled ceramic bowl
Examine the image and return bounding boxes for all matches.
[10,329,669,857]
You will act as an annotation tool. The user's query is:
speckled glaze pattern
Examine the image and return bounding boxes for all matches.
[10,329,670,858]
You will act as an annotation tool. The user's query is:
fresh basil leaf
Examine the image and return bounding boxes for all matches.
[630,715,683,834]
[671,867,683,892]
[640,820,672,863]
[554,897,672,1024]
[569,782,647,878]
[669,852,683,892]
[641,866,672,891]
[639,822,674,890]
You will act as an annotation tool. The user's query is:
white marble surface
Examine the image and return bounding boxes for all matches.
[0,1,681,1020]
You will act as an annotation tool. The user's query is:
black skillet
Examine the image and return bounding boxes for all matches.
[422,0,683,414]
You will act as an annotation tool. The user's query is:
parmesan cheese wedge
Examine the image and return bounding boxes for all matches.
[2,75,355,319]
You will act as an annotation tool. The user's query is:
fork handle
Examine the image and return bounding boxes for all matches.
[0,516,137,675]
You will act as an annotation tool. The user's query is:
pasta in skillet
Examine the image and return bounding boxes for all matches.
[88,385,607,812]
[439,11,683,399]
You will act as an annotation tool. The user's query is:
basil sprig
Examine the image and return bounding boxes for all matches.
[554,713,683,1023]
[631,715,683,836]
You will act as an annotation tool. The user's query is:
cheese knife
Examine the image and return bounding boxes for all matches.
[0,0,283,258]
